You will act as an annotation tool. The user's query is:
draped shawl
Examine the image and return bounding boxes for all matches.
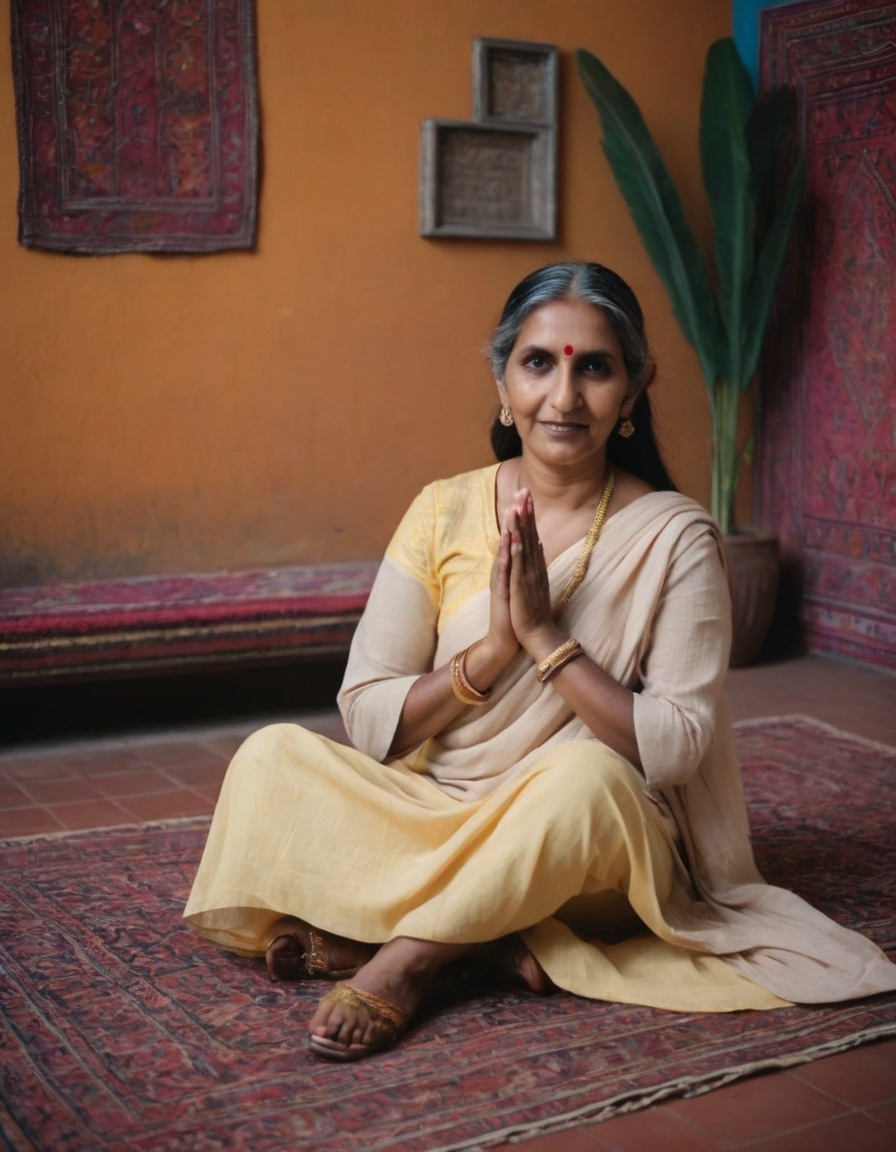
[337,464,896,1003]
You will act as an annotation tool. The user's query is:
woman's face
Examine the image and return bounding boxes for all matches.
[497,298,640,474]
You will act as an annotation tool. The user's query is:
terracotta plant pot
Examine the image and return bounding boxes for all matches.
[723,531,780,667]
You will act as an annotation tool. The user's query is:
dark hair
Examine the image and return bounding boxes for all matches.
[487,261,676,491]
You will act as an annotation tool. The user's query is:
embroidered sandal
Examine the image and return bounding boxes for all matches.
[307,983,409,1062]
[265,921,368,982]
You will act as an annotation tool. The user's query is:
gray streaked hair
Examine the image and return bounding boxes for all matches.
[487,260,654,390]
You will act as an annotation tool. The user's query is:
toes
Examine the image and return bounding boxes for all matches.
[308,983,405,1050]
[308,1002,339,1039]
[309,1000,368,1046]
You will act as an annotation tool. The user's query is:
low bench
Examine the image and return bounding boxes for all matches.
[0,562,379,687]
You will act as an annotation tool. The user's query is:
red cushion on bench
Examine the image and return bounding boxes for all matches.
[0,563,378,685]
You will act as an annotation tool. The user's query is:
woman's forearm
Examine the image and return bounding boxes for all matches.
[521,626,641,769]
[387,638,516,757]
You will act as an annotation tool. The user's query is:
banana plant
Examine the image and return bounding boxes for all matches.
[576,38,804,535]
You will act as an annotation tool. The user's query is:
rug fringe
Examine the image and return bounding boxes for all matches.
[419,1022,896,1152]
[733,713,896,754]
[0,814,211,846]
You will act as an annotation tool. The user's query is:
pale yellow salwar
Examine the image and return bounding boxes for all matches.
[186,724,781,1011]
[185,466,896,1008]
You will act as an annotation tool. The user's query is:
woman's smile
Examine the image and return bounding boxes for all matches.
[540,419,587,434]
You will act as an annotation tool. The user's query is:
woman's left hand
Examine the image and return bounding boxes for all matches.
[504,489,558,650]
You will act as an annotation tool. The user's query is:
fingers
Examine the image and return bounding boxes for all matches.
[491,527,512,596]
[505,489,544,571]
[487,528,518,659]
[503,491,553,637]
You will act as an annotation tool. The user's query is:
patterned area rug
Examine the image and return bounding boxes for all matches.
[1,716,894,1152]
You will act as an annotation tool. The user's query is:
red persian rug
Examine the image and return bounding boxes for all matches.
[11,0,258,253]
[1,716,894,1151]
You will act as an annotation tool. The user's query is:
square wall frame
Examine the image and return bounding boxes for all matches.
[419,38,558,240]
[419,120,555,240]
[473,37,558,126]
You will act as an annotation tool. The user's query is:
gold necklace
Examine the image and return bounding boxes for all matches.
[553,468,616,609]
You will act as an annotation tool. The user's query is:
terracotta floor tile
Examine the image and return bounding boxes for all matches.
[202,734,246,759]
[587,1106,725,1150]
[157,760,229,788]
[132,740,225,767]
[17,776,104,805]
[192,785,223,806]
[85,769,177,799]
[0,757,77,782]
[115,789,214,823]
[865,1100,896,1126]
[745,1110,896,1152]
[47,797,130,832]
[725,658,896,746]
[667,1071,846,1142]
[60,747,150,774]
[789,1039,896,1106]
[0,806,62,838]
[0,778,32,808]
[493,1126,604,1150]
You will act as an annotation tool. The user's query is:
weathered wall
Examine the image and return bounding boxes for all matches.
[0,0,731,586]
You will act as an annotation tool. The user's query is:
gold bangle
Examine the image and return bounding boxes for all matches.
[450,647,491,705]
[536,638,584,683]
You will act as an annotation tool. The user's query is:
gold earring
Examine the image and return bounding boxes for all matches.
[618,419,635,439]
[499,406,514,427]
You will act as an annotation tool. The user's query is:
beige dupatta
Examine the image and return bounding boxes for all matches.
[339,465,896,1003]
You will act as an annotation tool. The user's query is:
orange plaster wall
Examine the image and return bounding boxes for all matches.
[0,0,731,586]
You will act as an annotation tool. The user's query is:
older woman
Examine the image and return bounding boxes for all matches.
[185,262,896,1062]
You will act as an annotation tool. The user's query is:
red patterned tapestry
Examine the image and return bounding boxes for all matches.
[758,2,896,667]
[1,718,895,1151]
[11,0,258,253]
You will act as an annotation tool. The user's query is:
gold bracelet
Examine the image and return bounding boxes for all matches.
[450,647,491,705]
[536,638,584,683]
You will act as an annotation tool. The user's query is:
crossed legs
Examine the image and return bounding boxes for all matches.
[265,919,553,1062]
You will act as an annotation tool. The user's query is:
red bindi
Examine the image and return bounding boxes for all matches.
[564,345,574,356]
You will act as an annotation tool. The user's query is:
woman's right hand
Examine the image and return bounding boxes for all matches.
[387,527,519,757]
[459,527,521,695]
[484,525,522,664]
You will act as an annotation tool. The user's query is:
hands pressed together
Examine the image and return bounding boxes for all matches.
[484,488,562,671]
[443,487,588,716]
[389,487,639,767]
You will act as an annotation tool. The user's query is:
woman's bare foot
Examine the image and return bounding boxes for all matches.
[474,934,555,995]
[264,917,376,981]
[307,937,471,1060]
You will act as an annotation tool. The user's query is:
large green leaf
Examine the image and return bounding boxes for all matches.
[747,84,796,233]
[741,155,805,388]
[576,48,724,387]
[700,38,755,387]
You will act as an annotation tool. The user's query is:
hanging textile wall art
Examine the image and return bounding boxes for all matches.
[757,0,896,667]
[11,0,259,254]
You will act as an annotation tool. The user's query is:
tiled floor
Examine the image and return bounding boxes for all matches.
[1,654,894,1149]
